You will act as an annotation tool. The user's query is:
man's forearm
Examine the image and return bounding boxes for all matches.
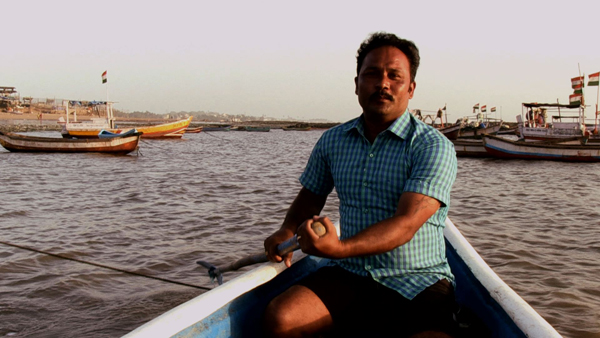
[281,187,327,233]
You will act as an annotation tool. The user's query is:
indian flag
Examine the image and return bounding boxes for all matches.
[573,83,583,94]
[481,105,487,112]
[473,103,479,109]
[569,93,582,106]
[491,107,496,112]
[588,72,600,86]
[571,76,584,89]
[102,71,107,84]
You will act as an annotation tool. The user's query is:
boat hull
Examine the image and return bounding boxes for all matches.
[0,131,141,155]
[483,134,600,162]
[123,219,560,338]
[438,124,461,140]
[459,123,502,138]
[63,117,192,139]
[451,139,489,158]
[184,127,203,134]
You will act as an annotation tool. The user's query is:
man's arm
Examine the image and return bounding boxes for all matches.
[297,191,440,259]
[264,187,328,266]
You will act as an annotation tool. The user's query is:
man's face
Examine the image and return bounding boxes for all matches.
[355,46,416,121]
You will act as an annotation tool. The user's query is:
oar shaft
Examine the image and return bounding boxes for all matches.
[217,221,326,274]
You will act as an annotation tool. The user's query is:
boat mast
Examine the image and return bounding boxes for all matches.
[64,100,69,124]
[592,72,600,133]
[578,64,585,126]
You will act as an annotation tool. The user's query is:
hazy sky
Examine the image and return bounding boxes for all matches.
[3,0,599,122]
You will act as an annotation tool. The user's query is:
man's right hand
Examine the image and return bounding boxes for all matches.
[264,228,295,267]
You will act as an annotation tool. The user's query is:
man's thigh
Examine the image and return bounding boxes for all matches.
[297,265,457,337]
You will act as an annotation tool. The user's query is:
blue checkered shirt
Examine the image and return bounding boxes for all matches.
[300,110,457,300]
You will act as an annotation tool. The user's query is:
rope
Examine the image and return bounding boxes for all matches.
[202,131,229,141]
[0,240,212,291]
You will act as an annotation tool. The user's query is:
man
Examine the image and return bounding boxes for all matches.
[263,32,457,337]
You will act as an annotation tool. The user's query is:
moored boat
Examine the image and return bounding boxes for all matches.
[0,130,142,155]
[64,117,192,139]
[184,127,203,133]
[482,134,600,162]
[202,125,232,132]
[438,124,461,140]
[282,126,311,131]
[457,115,503,139]
[123,218,561,338]
[517,102,600,144]
[282,123,311,131]
[60,101,192,139]
[451,138,490,158]
[243,126,270,132]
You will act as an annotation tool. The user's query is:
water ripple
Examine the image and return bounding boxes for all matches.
[0,131,598,337]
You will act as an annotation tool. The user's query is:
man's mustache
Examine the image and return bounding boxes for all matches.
[369,91,394,102]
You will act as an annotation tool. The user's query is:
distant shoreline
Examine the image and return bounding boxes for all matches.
[0,112,341,133]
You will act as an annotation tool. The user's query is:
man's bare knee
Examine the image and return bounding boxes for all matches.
[263,285,332,338]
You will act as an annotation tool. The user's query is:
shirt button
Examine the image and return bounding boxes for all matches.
[363,182,368,187]
[369,153,374,158]
[363,208,368,214]
[366,265,372,269]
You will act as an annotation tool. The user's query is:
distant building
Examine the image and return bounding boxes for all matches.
[0,86,19,110]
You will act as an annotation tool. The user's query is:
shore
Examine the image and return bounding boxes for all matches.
[0,112,340,133]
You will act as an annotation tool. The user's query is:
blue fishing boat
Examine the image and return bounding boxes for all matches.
[203,125,232,132]
[123,218,561,338]
[98,128,140,138]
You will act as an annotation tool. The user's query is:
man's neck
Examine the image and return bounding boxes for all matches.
[362,113,401,143]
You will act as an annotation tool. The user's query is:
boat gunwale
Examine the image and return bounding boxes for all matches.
[123,218,561,338]
[443,218,560,337]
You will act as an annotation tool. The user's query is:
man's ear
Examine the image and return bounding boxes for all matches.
[354,76,358,95]
[408,81,416,99]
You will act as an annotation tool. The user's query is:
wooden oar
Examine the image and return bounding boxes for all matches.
[197,221,326,285]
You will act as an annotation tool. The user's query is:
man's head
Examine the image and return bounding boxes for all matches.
[356,32,420,82]
[355,32,420,122]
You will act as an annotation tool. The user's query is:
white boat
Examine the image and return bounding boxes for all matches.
[451,138,489,157]
[517,102,600,143]
[123,218,561,338]
[457,114,503,139]
[59,101,192,139]
[482,134,600,162]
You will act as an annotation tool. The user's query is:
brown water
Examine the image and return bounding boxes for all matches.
[0,129,598,337]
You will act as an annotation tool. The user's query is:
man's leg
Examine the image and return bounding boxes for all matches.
[263,284,334,338]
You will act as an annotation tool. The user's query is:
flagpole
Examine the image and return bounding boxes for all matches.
[594,84,600,135]
[444,103,447,127]
[577,63,585,123]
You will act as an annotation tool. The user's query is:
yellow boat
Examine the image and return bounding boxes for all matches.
[59,101,192,139]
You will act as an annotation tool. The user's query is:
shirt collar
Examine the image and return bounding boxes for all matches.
[344,109,413,140]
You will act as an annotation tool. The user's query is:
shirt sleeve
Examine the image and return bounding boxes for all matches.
[403,134,457,207]
[299,135,335,196]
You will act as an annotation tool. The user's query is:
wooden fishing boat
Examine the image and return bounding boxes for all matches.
[0,130,142,155]
[517,102,600,144]
[438,124,461,140]
[452,138,490,158]
[123,218,561,338]
[282,126,311,131]
[63,117,192,139]
[184,127,203,134]
[60,101,192,139]
[202,125,232,132]
[244,126,270,132]
[482,134,600,162]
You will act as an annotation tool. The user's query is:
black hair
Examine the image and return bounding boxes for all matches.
[356,32,420,83]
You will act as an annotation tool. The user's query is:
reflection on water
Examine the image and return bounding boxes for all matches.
[0,130,598,337]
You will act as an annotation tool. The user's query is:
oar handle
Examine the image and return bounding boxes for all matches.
[277,221,326,256]
[219,221,326,274]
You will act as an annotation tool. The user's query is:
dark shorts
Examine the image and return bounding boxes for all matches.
[297,265,457,338]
